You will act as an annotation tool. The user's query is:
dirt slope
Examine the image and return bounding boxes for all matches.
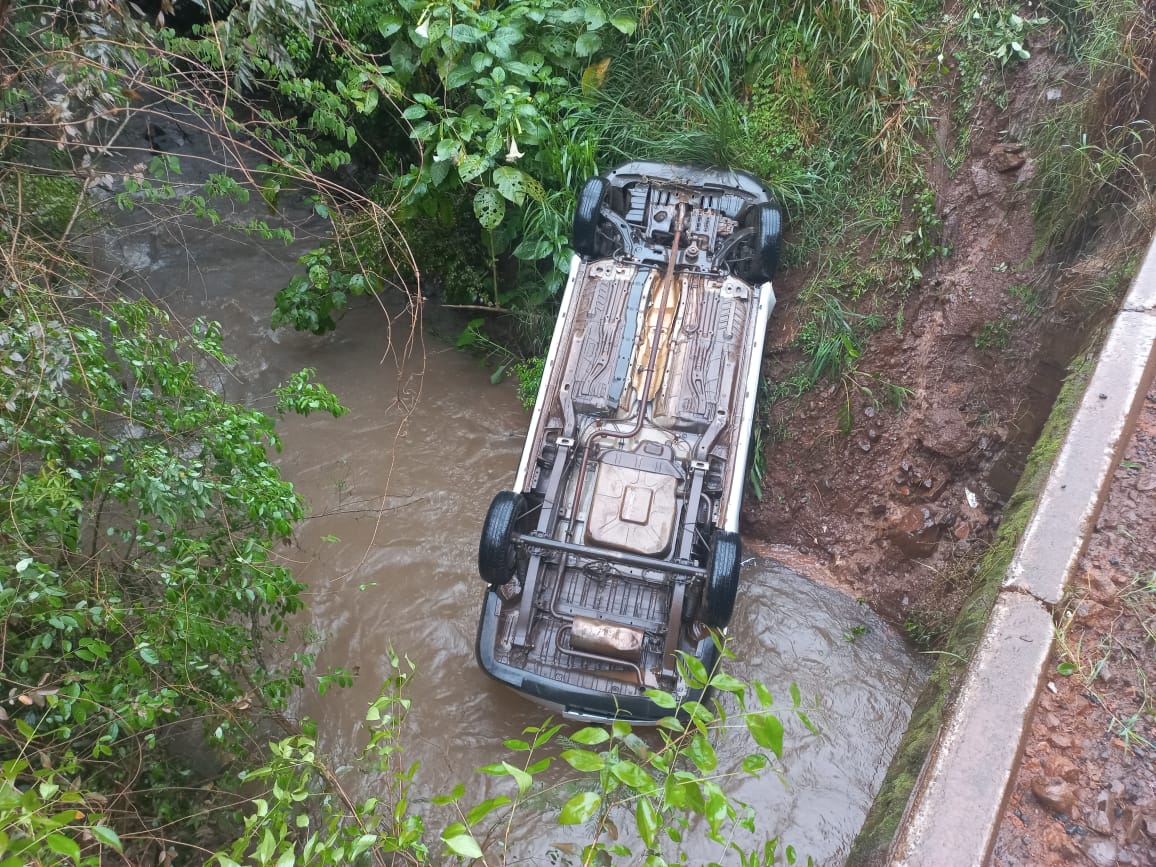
[745,109,1055,634]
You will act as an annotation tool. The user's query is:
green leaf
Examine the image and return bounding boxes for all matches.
[569,726,609,745]
[746,712,784,758]
[583,6,607,29]
[610,14,637,35]
[90,825,122,851]
[1056,661,1076,676]
[709,672,746,695]
[139,645,159,664]
[411,121,437,141]
[379,14,403,38]
[687,733,718,772]
[492,166,544,205]
[610,760,654,792]
[636,796,659,849]
[473,187,505,229]
[741,753,769,775]
[789,682,802,707]
[502,761,532,794]
[402,104,427,121]
[466,795,511,826]
[458,154,489,183]
[644,688,677,709]
[558,791,601,825]
[46,834,81,863]
[574,32,602,57]
[443,830,484,859]
[432,782,465,805]
[703,782,728,835]
[678,654,710,688]
[561,749,605,772]
[450,23,483,43]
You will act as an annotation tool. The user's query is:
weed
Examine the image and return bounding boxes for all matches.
[1008,282,1044,317]
[885,381,915,410]
[844,624,869,643]
[1121,570,1156,646]
[975,317,1015,351]
[904,615,948,649]
[512,356,545,410]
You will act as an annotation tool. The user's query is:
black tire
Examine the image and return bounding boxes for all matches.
[703,531,742,628]
[742,203,782,283]
[572,177,611,257]
[478,491,526,586]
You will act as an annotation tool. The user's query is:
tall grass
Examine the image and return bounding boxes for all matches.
[590,0,931,227]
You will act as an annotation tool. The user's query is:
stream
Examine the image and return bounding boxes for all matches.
[96,150,929,864]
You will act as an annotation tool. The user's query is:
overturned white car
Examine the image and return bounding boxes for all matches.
[476,162,781,722]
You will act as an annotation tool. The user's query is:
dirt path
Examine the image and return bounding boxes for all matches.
[992,377,1156,866]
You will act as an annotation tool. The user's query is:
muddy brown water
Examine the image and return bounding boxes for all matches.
[97,169,929,864]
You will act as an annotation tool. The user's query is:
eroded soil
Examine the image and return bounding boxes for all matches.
[745,95,1062,633]
[992,381,1156,867]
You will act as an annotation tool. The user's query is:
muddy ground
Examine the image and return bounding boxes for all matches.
[993,381,1156,867]
[746,93,1063,635]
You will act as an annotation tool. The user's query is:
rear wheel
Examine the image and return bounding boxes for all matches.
[740,203,782,283]
[702,531,742,628]
[478,491,526,586]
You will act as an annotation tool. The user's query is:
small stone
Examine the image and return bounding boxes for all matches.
[971,164,1001,197]
[1046,86,1063,101]
[858,438,872,453]
[1137,475,1156,492]
[1032,776,1077,814]
[990,142,1027,172]
[1083,838,1119,867]
[1047,755,1079,781]
[953,522,970,540]
[887,505,941,558]
[1086,790,1112,833]
[1051,732,1074,749]
[868,428,880,441]
[864,405,877,418]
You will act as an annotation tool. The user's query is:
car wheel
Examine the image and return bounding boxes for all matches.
[742,203,782,282]
[703,530,741,628]
[478,491,526,586]
[573,177,613,257]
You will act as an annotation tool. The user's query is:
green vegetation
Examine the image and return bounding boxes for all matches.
[2,6,810,863]
[215,649,817,867]
[975,317,1015,350]
[5,0,1155,862]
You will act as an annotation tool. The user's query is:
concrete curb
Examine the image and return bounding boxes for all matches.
[885,235,1156,867]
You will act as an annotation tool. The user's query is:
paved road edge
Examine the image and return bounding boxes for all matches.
[885,236,1156,867]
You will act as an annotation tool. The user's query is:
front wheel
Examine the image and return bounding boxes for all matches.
[478,491,526,586]
[702,531,742,628]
